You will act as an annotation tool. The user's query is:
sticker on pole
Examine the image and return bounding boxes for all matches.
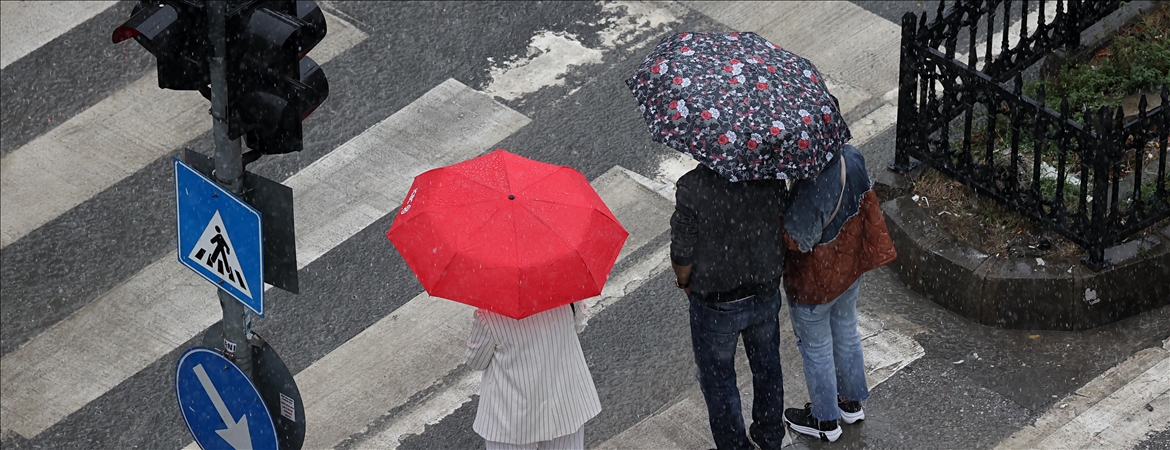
[175,157,265,315]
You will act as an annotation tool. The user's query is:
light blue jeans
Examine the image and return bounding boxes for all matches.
[787,276,870,421]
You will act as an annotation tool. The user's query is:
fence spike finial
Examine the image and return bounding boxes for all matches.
[1060,96,1070,118]
[1037,83,1046,106]
[1138,94,1148,117]
[1014,73,1023,95]
[1098,105,1112,134]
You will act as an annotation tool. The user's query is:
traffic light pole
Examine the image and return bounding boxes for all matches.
[207,0,253,378]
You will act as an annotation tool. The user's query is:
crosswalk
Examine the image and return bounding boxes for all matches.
[2,2,1168,449]
[0,1,118,69]
[0,8,367,249]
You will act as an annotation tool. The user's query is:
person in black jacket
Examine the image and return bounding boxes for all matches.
[671,163,789,450]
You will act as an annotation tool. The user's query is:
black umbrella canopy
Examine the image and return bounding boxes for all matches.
[627,31,851,181]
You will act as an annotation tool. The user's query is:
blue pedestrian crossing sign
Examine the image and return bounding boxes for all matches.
[175,158,265,316]
[176,347,278,450]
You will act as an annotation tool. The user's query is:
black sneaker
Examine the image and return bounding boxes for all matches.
[838,398,865,424]
[783,403,841,442]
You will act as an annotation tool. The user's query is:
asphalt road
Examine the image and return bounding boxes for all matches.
[1,2,1167,449]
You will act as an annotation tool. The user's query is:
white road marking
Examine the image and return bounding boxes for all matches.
[282,165,675,450]
[0,78,529,440]
[849,104,899,145]
[347,369,483,449]
[0,11,367,249]
[0,1,118,69]
[483,31,604,101]
[996,339,1170,450]
[953,1,1060,71]
[482,1,686,101]
[683,1,901,98]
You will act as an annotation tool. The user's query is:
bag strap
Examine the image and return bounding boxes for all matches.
[823,156,847,230]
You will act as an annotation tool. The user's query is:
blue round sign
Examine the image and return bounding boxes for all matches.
[176,347,278,450]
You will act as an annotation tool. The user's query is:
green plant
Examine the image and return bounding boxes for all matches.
[1025,4,1170,122]
[1037,176,1086,213]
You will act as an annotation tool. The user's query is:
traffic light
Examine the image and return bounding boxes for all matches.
[227,0,329,161]
[113,0,210,92]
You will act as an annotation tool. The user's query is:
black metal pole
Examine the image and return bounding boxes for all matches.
[1084,107,1111,271]
[891,12,919,174]
[207,0,253,377]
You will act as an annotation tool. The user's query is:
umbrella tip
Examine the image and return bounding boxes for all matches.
[508,195,515,200]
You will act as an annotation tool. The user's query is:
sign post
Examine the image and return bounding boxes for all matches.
[206,0,253,375]
[117,1,321,448]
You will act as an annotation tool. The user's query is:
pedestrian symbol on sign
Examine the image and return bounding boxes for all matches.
[188,211,251,298]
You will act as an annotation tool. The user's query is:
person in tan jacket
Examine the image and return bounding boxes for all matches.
[780,144,897,442]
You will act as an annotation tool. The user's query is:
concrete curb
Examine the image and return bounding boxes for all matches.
[877,191,1170,331]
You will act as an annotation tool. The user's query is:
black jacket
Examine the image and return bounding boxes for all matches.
[670,164,789,298]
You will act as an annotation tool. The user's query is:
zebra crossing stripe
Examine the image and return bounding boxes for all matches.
[0,1,118,69]
[0,78,529,440]
[682,1,901,99]
[954,1,1060,71]
[0,10,367,249]
[996,339,1170,450]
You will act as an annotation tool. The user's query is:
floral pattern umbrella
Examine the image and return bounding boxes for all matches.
[626,31,851,181]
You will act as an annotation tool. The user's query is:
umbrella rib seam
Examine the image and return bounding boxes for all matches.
[449,172,509,196]
[512,167,573,196]
[516,202,602,292]
[432,203,507,297]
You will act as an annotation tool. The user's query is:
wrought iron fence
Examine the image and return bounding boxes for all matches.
[894,0,1170,269]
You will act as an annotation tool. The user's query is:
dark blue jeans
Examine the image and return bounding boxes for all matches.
[689,292,786,450]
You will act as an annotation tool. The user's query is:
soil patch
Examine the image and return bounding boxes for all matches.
[910,168,1170,260]
[910,168,1083,258]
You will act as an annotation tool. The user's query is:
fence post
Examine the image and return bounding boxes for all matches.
[1157,86,1169,201]
[1062,0,1082,50]
[1084,106,1112,270]
[892,12,920,173]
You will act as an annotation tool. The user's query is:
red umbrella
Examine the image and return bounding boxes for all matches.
[387,149,629,319]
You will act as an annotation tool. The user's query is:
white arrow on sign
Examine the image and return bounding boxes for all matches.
[193,364,253,450]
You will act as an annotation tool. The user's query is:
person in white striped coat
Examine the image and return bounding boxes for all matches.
[466,301,601,449]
